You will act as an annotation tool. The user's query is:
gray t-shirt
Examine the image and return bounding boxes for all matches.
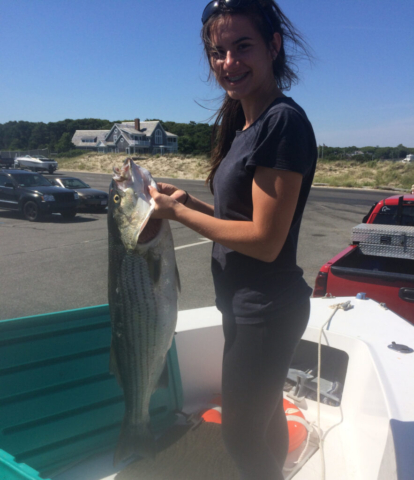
[211,97,317,323]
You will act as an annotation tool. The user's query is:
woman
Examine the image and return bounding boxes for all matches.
[148,1,317,478]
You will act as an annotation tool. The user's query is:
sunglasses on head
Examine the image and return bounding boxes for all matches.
[201,0,274,33]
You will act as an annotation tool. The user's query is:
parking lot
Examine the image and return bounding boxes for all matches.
[0,170,391,320]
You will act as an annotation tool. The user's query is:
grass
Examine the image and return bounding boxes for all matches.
[56,152,413,191]
[314,159,414,191]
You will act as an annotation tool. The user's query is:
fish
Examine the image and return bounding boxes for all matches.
[107,158,180,465]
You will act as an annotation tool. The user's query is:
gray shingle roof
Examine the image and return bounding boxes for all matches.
[121,121,177,138]
[71,130,110,147]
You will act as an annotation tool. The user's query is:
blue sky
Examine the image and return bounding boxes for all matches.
[1,0,413,147]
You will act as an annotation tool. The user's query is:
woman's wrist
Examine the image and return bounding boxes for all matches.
[171,199,186,220]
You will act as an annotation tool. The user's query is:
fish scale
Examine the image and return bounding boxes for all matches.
[107,159,179,465]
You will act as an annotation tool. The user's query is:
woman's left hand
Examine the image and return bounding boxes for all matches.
[148,185,179,219]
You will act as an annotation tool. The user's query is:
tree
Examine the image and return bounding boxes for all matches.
[56,132,74,152]
[8,138,22,151]
[29,123,49,149]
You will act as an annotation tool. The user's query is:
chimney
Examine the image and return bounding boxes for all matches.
[134,118,140,131]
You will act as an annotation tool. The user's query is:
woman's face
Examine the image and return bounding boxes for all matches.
[208,14,278,103]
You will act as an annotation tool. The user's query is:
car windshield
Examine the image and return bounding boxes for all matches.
[12,173,52,187]
[61,178,89,188]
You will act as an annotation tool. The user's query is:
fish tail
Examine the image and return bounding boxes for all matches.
[113,418,156,466]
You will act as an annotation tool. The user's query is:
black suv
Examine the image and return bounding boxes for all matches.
[0,169,79,221]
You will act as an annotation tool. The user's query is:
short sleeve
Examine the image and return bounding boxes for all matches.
[245,106,314,176]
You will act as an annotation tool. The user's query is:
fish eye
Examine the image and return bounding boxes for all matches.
[113,194,120,203]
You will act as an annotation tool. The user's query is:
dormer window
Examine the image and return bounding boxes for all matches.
[114,135,118,142]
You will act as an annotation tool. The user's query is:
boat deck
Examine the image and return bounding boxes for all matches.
[50,298,414,480]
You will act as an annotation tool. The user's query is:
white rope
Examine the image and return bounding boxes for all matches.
[282,416,316,472]
[317,304,340,480]
[316,300,352,480]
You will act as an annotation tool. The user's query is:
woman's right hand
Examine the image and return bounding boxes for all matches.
[157,182,187,204]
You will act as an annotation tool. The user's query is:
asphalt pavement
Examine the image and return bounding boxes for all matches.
[0,170,399,321]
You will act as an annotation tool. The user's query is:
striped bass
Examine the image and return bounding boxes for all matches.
[107,158,179,464]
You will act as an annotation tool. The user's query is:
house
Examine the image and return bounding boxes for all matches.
[71,118,178,155]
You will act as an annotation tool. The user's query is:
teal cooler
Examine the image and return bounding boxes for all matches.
[0,305,183,479]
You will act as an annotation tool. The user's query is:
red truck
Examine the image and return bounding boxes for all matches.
[313,194,414,324]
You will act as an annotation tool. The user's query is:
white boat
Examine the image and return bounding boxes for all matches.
[50,295,413,480]
[14,155,58,173]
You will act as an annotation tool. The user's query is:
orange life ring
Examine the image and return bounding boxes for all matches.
[201,396,308,453]
[201,394,222,424]
[283,398,308,453]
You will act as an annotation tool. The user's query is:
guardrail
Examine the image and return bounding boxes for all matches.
[0,149,50,158]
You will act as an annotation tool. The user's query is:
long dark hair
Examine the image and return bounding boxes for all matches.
[201,0,311,192]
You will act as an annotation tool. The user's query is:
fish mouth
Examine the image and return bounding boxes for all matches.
[111,158,159,251]
[112,158,144,188]
[138,218,162,244]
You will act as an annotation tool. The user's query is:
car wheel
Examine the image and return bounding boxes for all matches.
[96,206,107,213]
[48,166,54,174]
[61,210,77,219]
[23,201,41,222]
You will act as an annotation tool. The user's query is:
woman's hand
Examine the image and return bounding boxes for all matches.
[152,182,215,217]
[148,185,181,220]
[157,182,188,204]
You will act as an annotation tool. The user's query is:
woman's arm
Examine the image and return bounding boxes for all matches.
[149,167,302,262]
[157,182,214,216]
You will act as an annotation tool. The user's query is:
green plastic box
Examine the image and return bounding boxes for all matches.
[0,305,183,479]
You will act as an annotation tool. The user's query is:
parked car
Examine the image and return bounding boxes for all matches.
[48,176,108,212]
[14,155,58,173]
[0,154,14,168]
[0,169,79,221]
[402,154,414,164]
